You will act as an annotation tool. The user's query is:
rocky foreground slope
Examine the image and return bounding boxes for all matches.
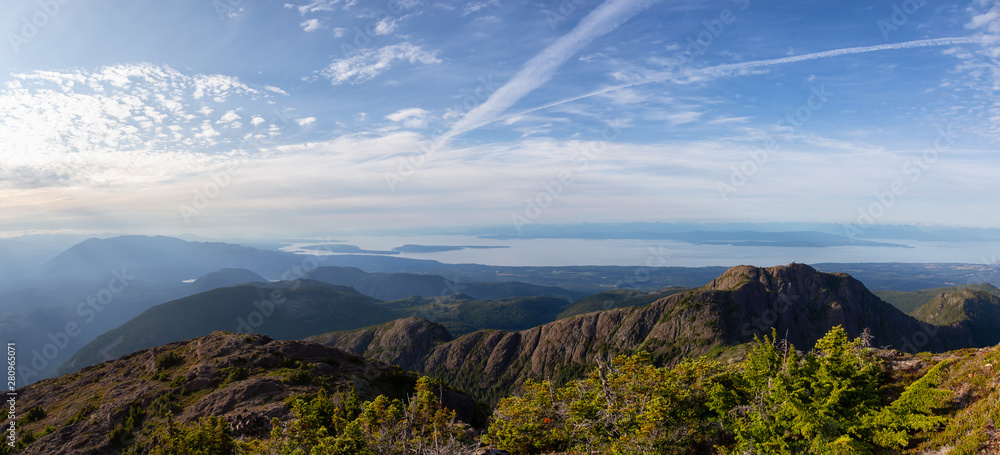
[311,263,971,403]
[11,331,475,454]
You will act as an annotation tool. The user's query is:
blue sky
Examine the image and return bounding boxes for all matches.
[1,0,998,239]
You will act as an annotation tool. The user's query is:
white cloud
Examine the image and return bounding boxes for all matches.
[300,18,323,32]
[463,0,498,16]
[264,85,289,96]
[333,27,347,38]
[217,110,242,128]
[374,17,397,35]
[0,64,287,189]
[293,0,340,15]
[296,117,317,126]
[321,43,441,85]
[386,107,431,129]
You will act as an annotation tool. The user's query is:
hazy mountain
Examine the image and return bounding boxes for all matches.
[313,263,967,404]
[187,268,267,294]
[15,331,476,454]
[59,280,578,377]
[305,265,587,302]
[35,235,303,289]
[58,280,390,375]
[379,294,569,337]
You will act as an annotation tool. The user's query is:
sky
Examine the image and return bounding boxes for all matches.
[1,0,999,239]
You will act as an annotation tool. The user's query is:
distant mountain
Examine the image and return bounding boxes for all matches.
[305,265,587,302]
[59,280,391,375]
[59,280,574,376]
[313,263,972,404]
[875,283,1000,314]
[15,331,477,454]
[36,235,302,289]
[187,268,267,294]
[910,289,1000,347]
[378,294,569,337]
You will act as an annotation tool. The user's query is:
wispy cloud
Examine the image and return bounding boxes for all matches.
[321,43,441,85]
[483,37,983,128]
[300,18,323,32]
[386,107,431,129]
[444,0,662,139]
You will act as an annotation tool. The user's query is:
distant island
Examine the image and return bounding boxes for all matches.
[299,244,400,255]
[392,244,511,253]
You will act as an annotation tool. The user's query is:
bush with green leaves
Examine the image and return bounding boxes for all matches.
[485,326,954,455]
[485,352,728,454]
[236,376,471,455]
[150,416,236,455]
[710,326,952,454]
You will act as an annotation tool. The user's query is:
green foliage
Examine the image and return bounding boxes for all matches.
[863,360,953,447]
[283,368,313,386]
[109,401,146,446]
[66,403,97,425]
[222,366,249,384]
[483,326,956,455]
[156,351,185,371]
[485,352,727,454]
[150,416,237,455]
[20,406,45,424]
[710,326,951,454]
[242,377,470,454]
[151,392,182,418]
[168,374,186,387]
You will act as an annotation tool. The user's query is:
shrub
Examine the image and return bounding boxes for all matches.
[155,351,184,371]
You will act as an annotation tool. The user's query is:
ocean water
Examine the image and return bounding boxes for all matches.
[280,235,1000,267]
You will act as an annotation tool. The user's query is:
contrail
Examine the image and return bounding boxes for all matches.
[452,36,979,133]
[441,0,662,142]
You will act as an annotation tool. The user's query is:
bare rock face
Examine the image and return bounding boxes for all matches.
[308,317,453,371]
[14,331,476,454]
[318,263,964,404]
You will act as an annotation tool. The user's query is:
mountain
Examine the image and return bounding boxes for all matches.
[307,317,453,372]
[35,235,302,289]
[875,283,1000,314]
[312,263,964,404]
[556,287,691,319]
[304,265,587,302]
[910,289,1000,347]
[59,280,392,375]
[377,294,569,337]
[12,331,476,454]
[58,281,573,377]
[187,268,267,294]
